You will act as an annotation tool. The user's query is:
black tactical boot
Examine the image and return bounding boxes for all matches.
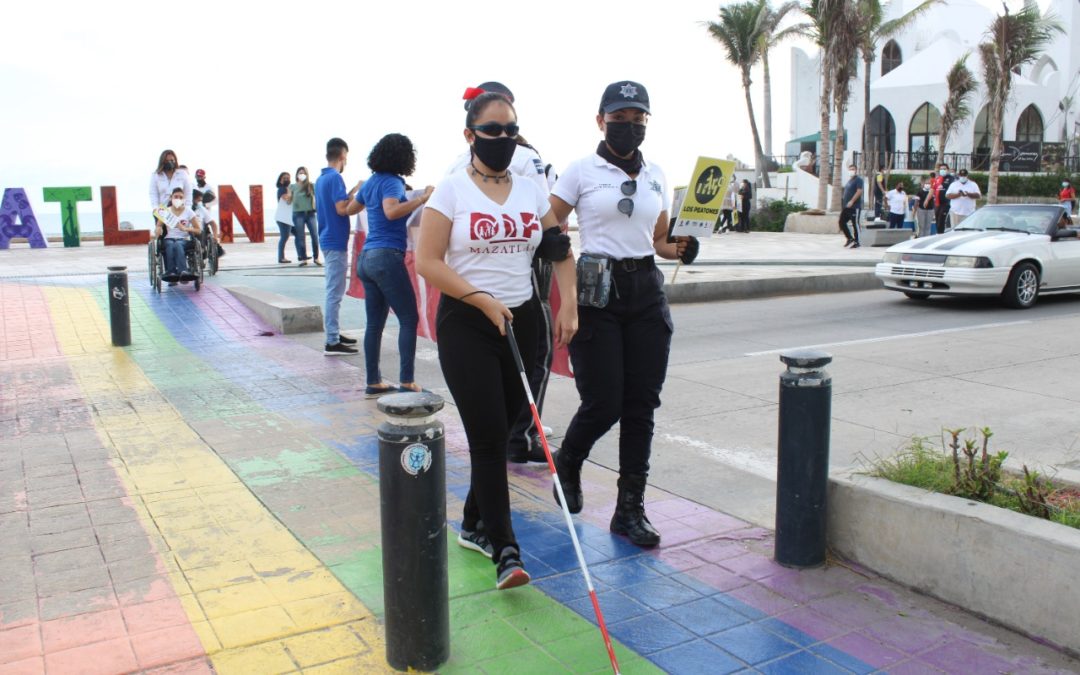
[610,474,661,548]
[552,448,584,514]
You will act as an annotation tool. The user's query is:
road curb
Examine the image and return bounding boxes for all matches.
[664,270,881,303]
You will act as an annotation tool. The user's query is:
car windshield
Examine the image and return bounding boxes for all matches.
[953,206,1061,235]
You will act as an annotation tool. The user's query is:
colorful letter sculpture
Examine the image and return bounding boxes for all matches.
[101,187,150,245]
[218,185,264,243]
[42,186,93,247]
[0,188,48,249]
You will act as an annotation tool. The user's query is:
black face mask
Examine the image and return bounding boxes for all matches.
[604,122,647,157]
[472,135,517,173]
[164,161,176,172]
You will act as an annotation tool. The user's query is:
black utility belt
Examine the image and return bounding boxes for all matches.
[577,254,655,308]
[609,255,656,273]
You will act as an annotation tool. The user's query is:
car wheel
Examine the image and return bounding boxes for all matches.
[1002,262,1040,309]
[903,291,931,300]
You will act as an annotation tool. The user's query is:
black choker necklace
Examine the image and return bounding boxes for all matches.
[469,162,511,184]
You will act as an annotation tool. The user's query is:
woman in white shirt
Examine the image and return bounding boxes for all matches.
[548,81,694,549]
[885,181,909,229]
[154,187,201,284]
[417,91,577,590]
[149,149,192,210]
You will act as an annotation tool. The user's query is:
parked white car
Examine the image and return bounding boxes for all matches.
[875,204,1075,309]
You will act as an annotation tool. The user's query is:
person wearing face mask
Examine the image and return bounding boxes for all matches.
[1060,179,1077,216]
[290,166,320,267]
[155,187,202,285]
[915,174,934,238]
[945,169,981,228]
[274,171,301,264]
[838,163,864,248]
[315,137,364,356]
[884,181,909,229]
[416,91,577,589]
[149,149,192,212]
[547,80,694,549]
[929,164,955,234]
[447,82,559,464]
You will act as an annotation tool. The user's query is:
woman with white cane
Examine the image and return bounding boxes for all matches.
[415,91,576,589]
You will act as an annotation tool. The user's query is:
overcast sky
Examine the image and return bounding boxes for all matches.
[0,0,1034,223]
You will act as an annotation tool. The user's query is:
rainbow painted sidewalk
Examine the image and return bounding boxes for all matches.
[1,273,1076,674]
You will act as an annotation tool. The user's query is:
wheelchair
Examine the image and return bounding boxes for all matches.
[148,234,204,293]
[199,225,219,276]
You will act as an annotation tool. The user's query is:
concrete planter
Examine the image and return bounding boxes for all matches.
[784,212,839,234]
[827,471,1080,654]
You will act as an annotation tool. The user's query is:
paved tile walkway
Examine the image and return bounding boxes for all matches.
[2,271,1078,674]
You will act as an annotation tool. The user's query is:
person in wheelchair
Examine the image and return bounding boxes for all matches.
[193,188,223,260]
[155,187,202,285]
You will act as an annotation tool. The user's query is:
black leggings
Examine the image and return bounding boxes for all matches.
[437,295,538,560]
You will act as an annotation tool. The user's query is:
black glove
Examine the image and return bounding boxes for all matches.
[535,227,571,261]
[679,236,700,265]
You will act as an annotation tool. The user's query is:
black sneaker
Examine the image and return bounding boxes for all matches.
[457,525,493,558]
[338,334,357,345]
[495,547,530,590]
[324,342,358,356]
[851,242,861,249]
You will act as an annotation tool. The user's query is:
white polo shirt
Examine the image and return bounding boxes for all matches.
[552,154,669,260]
[446,144,550,195]
[426,171,550,307]
[885,189,908,215]
[946,178,981,216]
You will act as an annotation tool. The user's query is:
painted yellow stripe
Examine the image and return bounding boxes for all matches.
[42,287,390,674]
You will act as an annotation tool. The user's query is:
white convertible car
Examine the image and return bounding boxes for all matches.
[875,204,1075,309]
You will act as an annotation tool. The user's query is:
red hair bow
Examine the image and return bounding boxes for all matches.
[462,87,485,101]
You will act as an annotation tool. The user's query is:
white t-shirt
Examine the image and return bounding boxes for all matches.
[156,206,198,240]
[275,196,293,225]
[886,189,908,215]
[946,179,981,216]
[445,144,550,195]
[551,154,669,259]
[195,203,214,227]
[426,171,550,307]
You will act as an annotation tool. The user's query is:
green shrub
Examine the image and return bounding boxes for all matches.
[753,198,809,232]
[964,172,1078,198]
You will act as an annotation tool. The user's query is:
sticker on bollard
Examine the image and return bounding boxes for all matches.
[377,391,450,672]
[107,266,131,347]
[775,350,832,569]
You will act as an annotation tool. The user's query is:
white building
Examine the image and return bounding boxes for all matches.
[786,0,1080,174]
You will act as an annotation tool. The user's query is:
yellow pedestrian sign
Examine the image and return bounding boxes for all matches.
[671,157,735,239]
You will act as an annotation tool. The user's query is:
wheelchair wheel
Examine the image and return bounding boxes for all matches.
[148,239,162,293]
[190,239,205,291]
[206,237,218,276]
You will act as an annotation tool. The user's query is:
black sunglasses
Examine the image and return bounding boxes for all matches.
[617,180,636,217]
[469,122,520,138]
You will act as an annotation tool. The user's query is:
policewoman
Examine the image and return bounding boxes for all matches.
[548,81,697,548]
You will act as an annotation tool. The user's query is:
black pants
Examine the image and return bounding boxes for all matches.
[717,209,733,232]
[508,259,553,452]
[839,207,861,243]
[437,295,538,559]
[737,208,751,232]
[562,258,673,477]
[934,202,951,234]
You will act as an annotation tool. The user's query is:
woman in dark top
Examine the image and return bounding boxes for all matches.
[737,179,752,232]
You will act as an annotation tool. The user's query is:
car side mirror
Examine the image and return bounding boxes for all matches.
[1053,228,1078,240]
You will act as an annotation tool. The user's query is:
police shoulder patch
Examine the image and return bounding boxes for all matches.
[532,159,544,174]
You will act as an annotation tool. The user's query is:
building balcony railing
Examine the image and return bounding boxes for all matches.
[849,150,1079,174]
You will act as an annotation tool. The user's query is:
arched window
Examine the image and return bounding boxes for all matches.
[863,106,896,168]
[908,103,942,169]
[882,40,902,76]
[972,105,991,170]
[1015,105,1043,143]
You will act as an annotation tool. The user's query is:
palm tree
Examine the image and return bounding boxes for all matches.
[979,4,1063,203]
[855,0,942,177]
[936,55,977,167]
[803,0,860,210]
[757,1,809,159]
[707,0,772,188]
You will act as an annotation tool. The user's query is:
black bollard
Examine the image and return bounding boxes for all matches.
[775,349,832,568]
[107,266,131,347]
[377,391,450,672]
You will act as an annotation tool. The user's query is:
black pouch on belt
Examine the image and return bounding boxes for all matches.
[576,254,612,308]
